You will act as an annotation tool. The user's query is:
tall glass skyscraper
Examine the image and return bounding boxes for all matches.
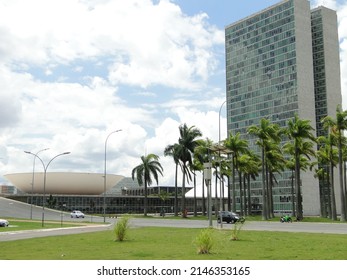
[225,0,342,215]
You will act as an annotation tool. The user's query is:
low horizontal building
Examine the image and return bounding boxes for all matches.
[3,173,206,215]
[4,172,124,195]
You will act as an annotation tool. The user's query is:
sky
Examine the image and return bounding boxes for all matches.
[0,0,346,188]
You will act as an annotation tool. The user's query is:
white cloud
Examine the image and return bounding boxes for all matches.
[0,0,223,90]
[1,0,346,190]
[0,68,22,128]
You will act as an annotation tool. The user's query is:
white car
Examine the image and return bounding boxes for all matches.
[70,210,85,218]
[0,219,9,227]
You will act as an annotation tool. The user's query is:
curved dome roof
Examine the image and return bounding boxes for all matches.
[4,172,124,195]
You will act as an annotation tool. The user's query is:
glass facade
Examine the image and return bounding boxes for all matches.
[311,9,328,138]
[225,0,340,215]
[225,0,299,213]
[226,0,298,136]
[8,194,223,215]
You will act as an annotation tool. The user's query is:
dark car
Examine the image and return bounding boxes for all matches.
[217,211,240,224]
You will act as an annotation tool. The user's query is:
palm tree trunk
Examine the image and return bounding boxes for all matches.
[232,154,236,212]
[319,174,326,218]
[261,147,267,220]
[202,175,206,216]
[291,170,295,217]
[265,164,271,219]
[193,172,197,217]
[222,179,225,211]
[181,166,187,218]
[239,170,243,216]
[326,171,332,218]
[338,137,346,221]
[247,174,251,216]
[330,162,337,220]
[144,179,148,216]
[269,171,275,219]
[227,174,231,211]
[214,171,218,217]
[295,148,303,220]
[243,174,247,216]
[174,163,178,216]
[344,160,347,213]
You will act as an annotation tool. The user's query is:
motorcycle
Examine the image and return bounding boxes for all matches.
[280,215,292,223]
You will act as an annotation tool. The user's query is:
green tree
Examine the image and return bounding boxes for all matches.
[313,166,329,218]
[164,143,181,216]
[285,114,316,220]
[286,153,314,217]
[194,138,214,215]
[190,161,201,216]
[176,124,202,218]
[248,118,281,220]
[242,150,260,216]
[131,154,164,216]
[223,132,249,213]
[322,105,347,221]
[46,194,57,209]
[266,142,286,218]
[316,134,339,220]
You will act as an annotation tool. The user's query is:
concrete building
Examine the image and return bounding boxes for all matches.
[3,173,199,215]
[225,0,342,215]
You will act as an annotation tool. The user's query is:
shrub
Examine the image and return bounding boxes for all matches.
[195,228,214,254]
[114,216,130,241]
[231,220,244,241]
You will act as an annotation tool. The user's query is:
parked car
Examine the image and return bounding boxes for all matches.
[0,219,9,227]
[217,211,240,224]
[70,210,85,218]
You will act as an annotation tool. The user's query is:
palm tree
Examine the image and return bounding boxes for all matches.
[237,154,249,216]
[164,143,181,216]
[316,134,339,220]
[176,124,202,217]
[342,146,347,208]
[243,150,261,215]
[284,156,296,217]
[322,105,347,221]
[248,118,281,220]
[131,154,163,216]
[194,138,214,215]
[313,166,329,218]
[219,159,231,211]
[266,142,286,218]
[285,153,313,217]
[190,160,201,216]
[285,114,316,220]
[223,132,249,213]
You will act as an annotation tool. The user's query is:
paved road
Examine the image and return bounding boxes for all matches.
[130,217,347,234]
[1,197,347,242]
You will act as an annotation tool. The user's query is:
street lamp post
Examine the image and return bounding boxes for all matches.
[219,100,226,229]
[24,151,70,227]
[204,161,212,227]
[103,129,122,223]
[25,148,49,219]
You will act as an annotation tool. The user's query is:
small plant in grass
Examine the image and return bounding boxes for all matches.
[195,228,214,254]
[231,221,244,241]
[114,216,130,241]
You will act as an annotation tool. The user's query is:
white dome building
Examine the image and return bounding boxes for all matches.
[4,172,124,195]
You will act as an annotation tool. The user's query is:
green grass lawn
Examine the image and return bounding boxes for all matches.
[0,219,89,232]
[1,224,346,260]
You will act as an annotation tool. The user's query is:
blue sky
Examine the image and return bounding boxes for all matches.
[0,0,346,187]
[174,0,280,26]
